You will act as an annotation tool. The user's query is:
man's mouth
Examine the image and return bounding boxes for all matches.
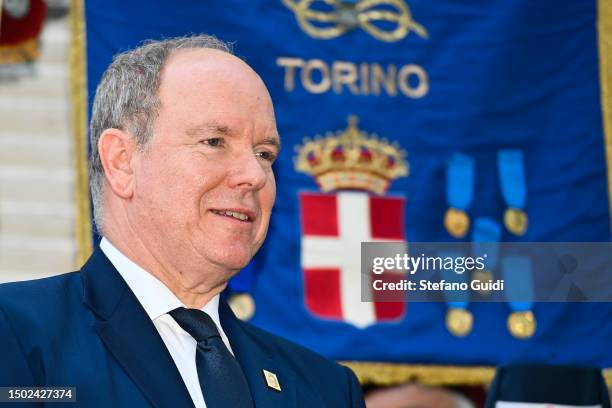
[211,209,253,222]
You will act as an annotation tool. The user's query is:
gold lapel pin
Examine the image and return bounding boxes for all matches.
[263,369,281,392]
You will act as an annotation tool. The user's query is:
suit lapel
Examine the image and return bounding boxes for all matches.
[81,248,194,408]
[220,301,297,408]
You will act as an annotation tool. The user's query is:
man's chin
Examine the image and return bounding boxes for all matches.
[196,241,257,274]
[214,254,254,274]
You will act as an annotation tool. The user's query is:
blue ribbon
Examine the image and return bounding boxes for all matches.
[440,251,470,308]
[497,149,527,209]
[446,153,475,211]
[502,255,534,311]
[472,217,501,269]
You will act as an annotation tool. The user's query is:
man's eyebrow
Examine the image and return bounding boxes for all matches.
[260,136,281,152]
[185,122,234,137]
[186,122,281,150]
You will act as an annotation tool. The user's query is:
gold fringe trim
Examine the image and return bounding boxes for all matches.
[0,38,39,64]
[599,0,612,229]
[340,362,494,387]
[69,0,93,265]
[340,362,612,388]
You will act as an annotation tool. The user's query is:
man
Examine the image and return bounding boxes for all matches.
[0,35,365,407]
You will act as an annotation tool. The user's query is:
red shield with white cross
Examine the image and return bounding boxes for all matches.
[299,191,407,328]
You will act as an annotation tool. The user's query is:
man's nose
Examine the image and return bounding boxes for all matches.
[227,151,268,191]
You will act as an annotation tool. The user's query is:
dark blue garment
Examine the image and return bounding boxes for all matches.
[0,248,365,408]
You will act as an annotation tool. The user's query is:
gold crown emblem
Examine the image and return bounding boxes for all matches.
[294,115,408,194]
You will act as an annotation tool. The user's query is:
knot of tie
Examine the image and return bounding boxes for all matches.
[169,307,221,345]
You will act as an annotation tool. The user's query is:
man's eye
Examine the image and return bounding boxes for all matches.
[256,151,277,162]
[201,138,224,147]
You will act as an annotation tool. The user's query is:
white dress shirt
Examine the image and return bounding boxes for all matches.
[100,237,233,408]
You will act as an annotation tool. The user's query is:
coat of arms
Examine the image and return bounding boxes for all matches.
[294,116,409,328]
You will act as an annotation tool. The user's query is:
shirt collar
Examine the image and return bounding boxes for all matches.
[99,237,223,330]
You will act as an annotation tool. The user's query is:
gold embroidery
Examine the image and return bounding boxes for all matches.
[282,0,428,42]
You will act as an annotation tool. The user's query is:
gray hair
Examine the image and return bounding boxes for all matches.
[89,35,233,233]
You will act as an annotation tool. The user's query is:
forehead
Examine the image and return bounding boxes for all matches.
[160,49,267,101]
[156,48,276,132]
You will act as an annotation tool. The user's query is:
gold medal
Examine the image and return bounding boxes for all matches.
[228,293,256,321]
[444,208,470,238]
[504,208,528,236]
[471,269,494,296]
[446,308,473,337]
[507,310,536,339]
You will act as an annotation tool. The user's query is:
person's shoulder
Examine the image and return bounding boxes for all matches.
[0,272,85,386]
[0,272,82,312]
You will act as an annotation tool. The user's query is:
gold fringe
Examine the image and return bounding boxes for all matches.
[598,1,612,392]
[340,362,494,387]
[599,0,612,229]
[69,0,93,265]
[340,362,612,388]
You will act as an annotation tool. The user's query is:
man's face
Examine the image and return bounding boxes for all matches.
[129,49,279,278]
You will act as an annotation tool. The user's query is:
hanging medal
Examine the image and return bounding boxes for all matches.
[502,255,536,339]
[444,153,475,238]
[442,251,473,337]
[498,150,528,236]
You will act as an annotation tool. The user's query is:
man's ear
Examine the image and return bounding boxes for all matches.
[98,128,137,199]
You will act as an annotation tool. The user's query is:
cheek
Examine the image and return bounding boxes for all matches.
[169,157,224,196]
[137,158,206,213]
[262,174,276,210]
[137,149,181,186]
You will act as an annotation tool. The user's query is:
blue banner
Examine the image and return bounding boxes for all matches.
[84,0,612,372]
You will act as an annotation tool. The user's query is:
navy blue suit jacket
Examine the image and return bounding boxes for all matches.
[0,248,365,407]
